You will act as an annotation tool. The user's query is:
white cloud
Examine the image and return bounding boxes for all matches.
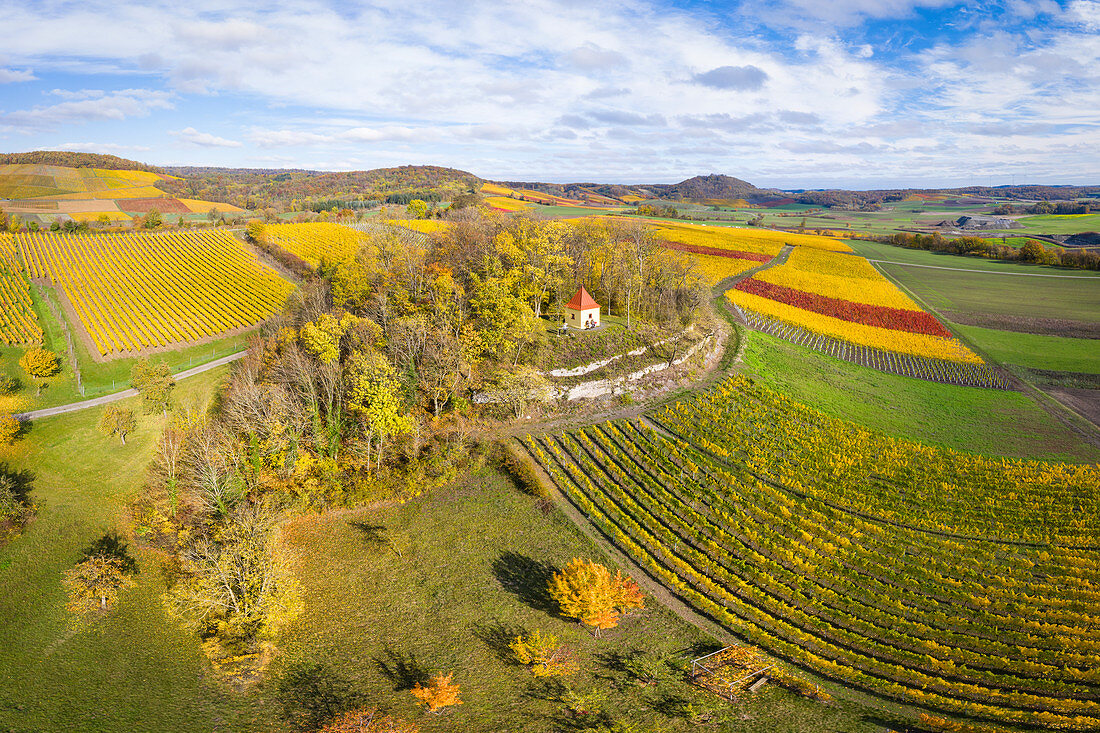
[49,142,152,153]
[0,67,35,83]
[3,89,173,129]
[171,126,242,147]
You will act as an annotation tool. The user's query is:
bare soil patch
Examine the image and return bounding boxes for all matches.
[120,197,189,214]
[1042,387,1100,428]
[941,310,1100,339]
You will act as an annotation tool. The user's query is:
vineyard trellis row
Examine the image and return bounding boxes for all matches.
[0,233,43,345]
[734,304,1010,389]
[18,230,294,356]
[524,376,1100,730]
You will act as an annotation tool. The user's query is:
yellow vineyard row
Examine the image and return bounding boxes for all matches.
[19,230,294,356]
[0,233,42,345]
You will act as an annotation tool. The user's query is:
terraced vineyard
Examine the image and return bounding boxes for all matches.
[526,377,1100,730]
[20,230,293,356]
[0,234,42,345]
[260,222,365,268]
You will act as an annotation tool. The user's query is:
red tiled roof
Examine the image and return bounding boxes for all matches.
[565,286,599,310]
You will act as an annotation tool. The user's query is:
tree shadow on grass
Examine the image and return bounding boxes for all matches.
[472,618,527,665]
[374,646,429,691]
[491,551,558,614]
[348,520,388,546]
[275,661,362,731]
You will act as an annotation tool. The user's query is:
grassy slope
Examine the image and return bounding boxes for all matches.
[0,366,269,732]
[952,325,1100,374]
[0,361,878,732]
[275,470,877,733]
[1012,212,1100,234]
[740,329,1100,463]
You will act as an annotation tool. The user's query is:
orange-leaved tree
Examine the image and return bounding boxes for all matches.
[411,672,462,714]
[510,629,578,677]
[548,558,644,637]
[316,708,419,732]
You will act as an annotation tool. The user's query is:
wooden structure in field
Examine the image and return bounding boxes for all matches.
[565,286,600,330]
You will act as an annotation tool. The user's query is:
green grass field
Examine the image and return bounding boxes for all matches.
[0,361,885,732]
[739,329,1100,463]
[1012,212,1100,234]
[952,325,1100,374]
[874,261,1100,337]
[0,367,261,732]
[846,238,1100,275]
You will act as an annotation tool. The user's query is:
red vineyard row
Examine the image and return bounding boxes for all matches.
[735,278,955,337]
[658,240,772,263]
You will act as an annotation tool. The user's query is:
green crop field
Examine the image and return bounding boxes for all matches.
[739,329,1100,462]
[1012,212,1100,234]
[874,260,1100,337]
[952,325,1100,374]
[846,238,1100,275]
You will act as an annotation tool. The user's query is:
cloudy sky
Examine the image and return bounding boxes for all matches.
[1,0,1098,188]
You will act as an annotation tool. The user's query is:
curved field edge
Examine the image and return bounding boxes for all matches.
[739,329,1100,463]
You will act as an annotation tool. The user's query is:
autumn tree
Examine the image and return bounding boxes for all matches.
[62,535,138,622]
[411,672,462,713]
[143,208,163,229]
[317,709,419,733]
[131,358,175,415]
[511,629,578,677]
[0,413,19,445]
[406,199,429,220]
[0,472,31,525]
[346,349,413,469]
[548,558,645,637]
[97,405,136,445]
[20,347,60,396]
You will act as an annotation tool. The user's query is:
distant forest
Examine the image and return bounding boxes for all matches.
[0,151,163,173]
[155,164,481,211]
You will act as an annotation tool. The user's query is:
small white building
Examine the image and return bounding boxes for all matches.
[565,286,600,330]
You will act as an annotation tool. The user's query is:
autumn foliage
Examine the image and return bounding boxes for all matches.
[19,347,60,379]
[510,629,579,677]
[0,413,19,445]
[316,708,419,733]
[548,558,644,636]
[411,672,463,713]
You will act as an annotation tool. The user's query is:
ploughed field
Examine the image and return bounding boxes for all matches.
[525,376,1100,731]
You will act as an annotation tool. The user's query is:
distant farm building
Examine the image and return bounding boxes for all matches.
[565,287,600,329]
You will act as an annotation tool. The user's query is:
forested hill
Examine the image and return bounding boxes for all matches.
[495,173,770,203]
[155,164,482,211]
[0,150,163,173]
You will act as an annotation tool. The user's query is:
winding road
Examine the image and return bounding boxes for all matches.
[14,352,245,422]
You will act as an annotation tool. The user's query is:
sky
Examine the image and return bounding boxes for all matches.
[1,0,1098,189]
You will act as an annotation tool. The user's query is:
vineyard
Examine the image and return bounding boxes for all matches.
[259,222,366,268]
[19,230,293,356]
[525,376,1100,730]
[653,223,852,256]
[0,234,42,345]
[735,305,1009,388]
[729,245,982,365]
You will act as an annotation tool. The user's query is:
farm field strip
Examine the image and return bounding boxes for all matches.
[19,230,293,356]
[525,376,1100,730]
[651,222,852,256]
[0,233,42,345]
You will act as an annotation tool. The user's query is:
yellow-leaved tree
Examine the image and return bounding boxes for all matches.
[0,413,19,445]
[411,672,462,714]
[19,347,60,396]
[548,558,644,637]
[510,629,578,677]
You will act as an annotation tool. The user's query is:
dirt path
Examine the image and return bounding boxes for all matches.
[711,244,793,295]
[14,351,245,422]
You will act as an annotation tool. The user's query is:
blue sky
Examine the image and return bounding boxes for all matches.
[1,0,1098,188]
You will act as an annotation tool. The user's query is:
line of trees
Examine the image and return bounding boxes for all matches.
[885,232,1100,270]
